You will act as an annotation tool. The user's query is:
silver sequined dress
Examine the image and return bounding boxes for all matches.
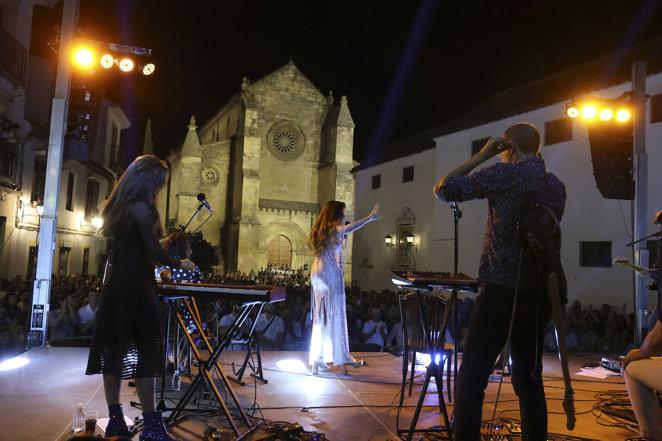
[308,229,352,366]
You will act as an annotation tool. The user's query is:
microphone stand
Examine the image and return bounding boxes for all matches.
[156,201,206,412]
[450,202,462,399]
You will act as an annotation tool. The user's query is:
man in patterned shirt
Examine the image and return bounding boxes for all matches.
[434,122,566,440]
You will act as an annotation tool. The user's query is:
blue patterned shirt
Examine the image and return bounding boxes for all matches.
[439,157,566,291]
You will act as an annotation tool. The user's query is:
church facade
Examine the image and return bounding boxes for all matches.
[162,61,356,279]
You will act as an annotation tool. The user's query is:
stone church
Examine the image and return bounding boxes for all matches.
[161,61,356,279]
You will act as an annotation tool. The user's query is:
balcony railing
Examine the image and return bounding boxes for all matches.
[0,26,27,86]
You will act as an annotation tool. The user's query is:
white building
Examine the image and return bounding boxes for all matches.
[0,1,130,280]
[352,38,662,310]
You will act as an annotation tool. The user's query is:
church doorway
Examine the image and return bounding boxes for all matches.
[267,235,292,267]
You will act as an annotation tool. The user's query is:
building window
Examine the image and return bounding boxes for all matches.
[650,93,662,124]
[58,247,71,277]
[31,155,47,204]
[82,248,90,276]
[544,118,572,145]
[471,137,490,156]
[396,224,414,268]
[27,246,37,280]
[267,235,292,267]
[579,241,612,267]
[402,166,414,183]
[98,253,107,277]
[65,172,74,212]
[371,174,381,189]
[85,179,100,220]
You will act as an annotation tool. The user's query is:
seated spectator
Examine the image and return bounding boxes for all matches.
[78,291,100,335]
[385,320,403,351]
[362,308,388,350]
[282,308,304,351]
[623,317,662,441]
[48,295,79,341]
[0,328,13,359]
[254,303,285,351]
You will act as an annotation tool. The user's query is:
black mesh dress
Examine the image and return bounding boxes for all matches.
[86,202,180,379]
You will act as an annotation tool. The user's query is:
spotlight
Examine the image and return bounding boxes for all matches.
[616,109,631,122]
[566,106,580,119]
[118,58,134,72]
[73,47,95,68]
[142,63,156,76]
[599,108,613,121]
[581,105,597,120]
[100,54,114,69]
[0,355,29,371]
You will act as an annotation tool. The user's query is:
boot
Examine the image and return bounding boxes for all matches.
[105,404,131,437]
[139,410,180,441]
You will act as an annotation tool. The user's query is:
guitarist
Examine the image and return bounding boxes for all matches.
[434,122,566,440]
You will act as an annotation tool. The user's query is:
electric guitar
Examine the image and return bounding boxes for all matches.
[613,257,651,274]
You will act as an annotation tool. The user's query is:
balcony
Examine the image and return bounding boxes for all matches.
[0,26,27,86]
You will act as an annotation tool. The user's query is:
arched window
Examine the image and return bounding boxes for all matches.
[267,235,292,267]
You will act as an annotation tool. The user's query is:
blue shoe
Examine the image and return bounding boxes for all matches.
[106,404,131,437]
[139,411,179,441]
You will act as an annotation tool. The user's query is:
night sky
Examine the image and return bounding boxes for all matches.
[35,0,662,164]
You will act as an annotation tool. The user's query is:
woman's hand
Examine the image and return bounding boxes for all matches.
[180,259,197,272]
[622,348,648,369]
[369,204,381,221]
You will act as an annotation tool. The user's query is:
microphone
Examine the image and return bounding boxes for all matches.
[197,193,213,212]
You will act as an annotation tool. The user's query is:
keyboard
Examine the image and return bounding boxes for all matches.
[391,270,479,292]
[157,282,287,303]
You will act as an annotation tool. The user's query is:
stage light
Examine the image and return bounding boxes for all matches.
[616,109,631,122]
[91,216,103,229]
[73,47,95,69]
[118,58,134,72]
[581,104,597,120]
[599,108,613,121]
[566,106,580,119]
[276,359,308,373]
[100,54,114,69]
[0,355,29,371]
[142,63,156,76]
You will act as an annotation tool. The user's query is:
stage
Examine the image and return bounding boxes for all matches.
[0,347,636,441]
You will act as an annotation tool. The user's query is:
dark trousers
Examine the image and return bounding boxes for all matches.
[453,283,550,441]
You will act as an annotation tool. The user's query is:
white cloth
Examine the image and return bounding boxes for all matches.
[77,304,97,325]
[362,320,387,348]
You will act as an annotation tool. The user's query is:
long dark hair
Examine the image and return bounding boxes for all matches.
[309,200,345,256]
[101,155,168,238]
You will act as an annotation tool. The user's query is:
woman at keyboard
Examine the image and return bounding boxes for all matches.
[86,155,197,441]
[308,200,380,374]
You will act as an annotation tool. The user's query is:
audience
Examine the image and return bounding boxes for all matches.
[0,266,641,362]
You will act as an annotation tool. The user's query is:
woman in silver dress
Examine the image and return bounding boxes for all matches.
[308,200,379,374]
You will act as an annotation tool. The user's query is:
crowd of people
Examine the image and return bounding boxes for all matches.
[0,268,639,361]
[0,274,103,360]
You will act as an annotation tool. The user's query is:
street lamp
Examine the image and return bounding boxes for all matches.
[91,216,103,229]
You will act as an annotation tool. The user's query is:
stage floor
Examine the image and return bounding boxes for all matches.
[0,347,636,441]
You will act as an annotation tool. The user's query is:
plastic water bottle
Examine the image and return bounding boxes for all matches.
[72,403,85,434]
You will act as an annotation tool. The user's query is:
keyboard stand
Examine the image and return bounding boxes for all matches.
[230,303,269,386]
[166,297,260,439]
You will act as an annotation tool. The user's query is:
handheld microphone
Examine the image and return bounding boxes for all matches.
[197,193,213,212]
